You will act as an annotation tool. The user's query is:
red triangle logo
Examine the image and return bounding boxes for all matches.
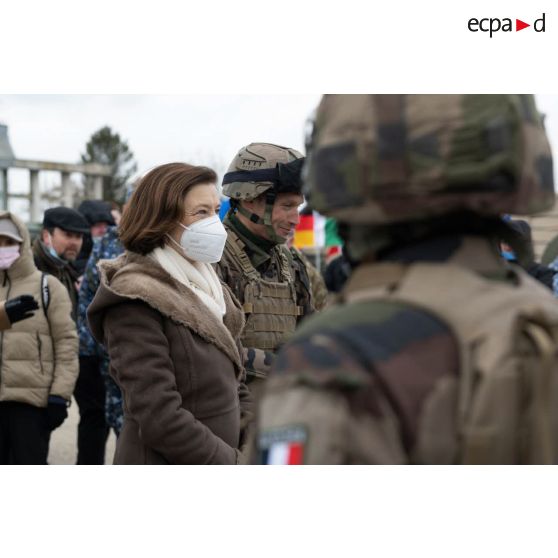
[516,19,530,31]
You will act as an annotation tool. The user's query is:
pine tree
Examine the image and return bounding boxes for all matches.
[81,126,138,202]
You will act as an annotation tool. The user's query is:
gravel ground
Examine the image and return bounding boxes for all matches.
[48,397,116,465]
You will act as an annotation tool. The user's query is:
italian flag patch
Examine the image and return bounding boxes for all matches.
[258,425,307,465]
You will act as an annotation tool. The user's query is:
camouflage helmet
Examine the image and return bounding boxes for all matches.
[222,142,304,201]
[304,95,554,225]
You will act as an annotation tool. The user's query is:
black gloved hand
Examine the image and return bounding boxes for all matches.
[46,396,69,431]
[5,295,39,324]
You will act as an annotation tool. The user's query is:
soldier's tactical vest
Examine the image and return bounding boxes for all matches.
[223,229,304,351]
[343,261,558,464]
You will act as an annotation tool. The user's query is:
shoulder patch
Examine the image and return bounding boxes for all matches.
[258,425,308,465]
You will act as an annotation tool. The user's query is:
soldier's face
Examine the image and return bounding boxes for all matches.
[272,193,303,240]
[245,193,303,241]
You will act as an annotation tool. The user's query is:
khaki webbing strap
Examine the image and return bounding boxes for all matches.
[224,229,261,281]
[242,328,283,348]
[245,338,280,350]
[244,321,297,334]
[524,322,556,465]
[280,246,293,283]
[243,302,303,317]
[259,283,297,299]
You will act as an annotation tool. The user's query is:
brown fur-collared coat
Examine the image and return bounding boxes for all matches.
[87,251,253,465]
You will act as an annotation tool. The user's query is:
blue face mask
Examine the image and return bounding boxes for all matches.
[45,234,64,262]
[48,246,61,260]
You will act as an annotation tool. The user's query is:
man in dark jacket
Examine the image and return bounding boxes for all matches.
[74,194,130,464]
[75,225,125,464]
[33,207,90,321]
[74,200,115,276]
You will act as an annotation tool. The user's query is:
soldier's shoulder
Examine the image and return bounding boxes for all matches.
[285,247,314,287]
[292,297,452,340]
[274,298,458,388]
[216,244,238,272]
[288,245,307,262]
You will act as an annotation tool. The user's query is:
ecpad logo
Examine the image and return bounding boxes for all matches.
[468,13,546,37]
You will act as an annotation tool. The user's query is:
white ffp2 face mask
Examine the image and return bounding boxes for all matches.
[169,214,227,263]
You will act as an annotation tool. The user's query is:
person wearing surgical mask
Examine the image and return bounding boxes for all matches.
[0,213,78,464]
[87,163,253,464]
[0,227,39,330]
[32,207,90,321]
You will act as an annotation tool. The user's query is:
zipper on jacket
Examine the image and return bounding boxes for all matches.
[0,272,11,384]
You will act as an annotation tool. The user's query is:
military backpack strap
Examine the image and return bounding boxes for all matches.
[522,322,556,464]
[224,228,261,281]
[278,245,293,283]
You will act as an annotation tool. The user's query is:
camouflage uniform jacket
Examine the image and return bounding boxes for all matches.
[256,235,558,464]
[77,226,124,434]
[78,226,124,356]
[290,247,328,311]
[217,213,314,384]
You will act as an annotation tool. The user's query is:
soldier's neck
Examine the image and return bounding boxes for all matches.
[228,212,277,253]
[380,234,507,274]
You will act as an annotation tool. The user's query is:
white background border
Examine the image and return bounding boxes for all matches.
[1,1,556,557]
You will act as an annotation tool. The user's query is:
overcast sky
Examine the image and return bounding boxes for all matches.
[1,94,557,219]
[0,95,320,189]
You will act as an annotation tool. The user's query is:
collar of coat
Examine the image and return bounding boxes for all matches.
[98,251,245,375]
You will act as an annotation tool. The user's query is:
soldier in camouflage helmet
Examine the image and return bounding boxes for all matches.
[256,95,558,465]
[217,143,317,390]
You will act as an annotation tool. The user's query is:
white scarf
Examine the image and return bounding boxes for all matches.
[151,245,226,322]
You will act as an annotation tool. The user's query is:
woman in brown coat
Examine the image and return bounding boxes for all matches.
[87,163,253,464]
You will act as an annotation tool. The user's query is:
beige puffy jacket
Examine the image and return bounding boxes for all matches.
[0,301,12,330]
[0,211,78,407]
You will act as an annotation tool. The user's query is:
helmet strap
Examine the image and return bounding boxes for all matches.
[236,204,266,226]
[235,191,285,245]
[262,191,285,245]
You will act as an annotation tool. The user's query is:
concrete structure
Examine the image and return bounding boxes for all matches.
[0,123,111,221]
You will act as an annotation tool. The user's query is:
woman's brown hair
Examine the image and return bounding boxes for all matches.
[119,162,218,254]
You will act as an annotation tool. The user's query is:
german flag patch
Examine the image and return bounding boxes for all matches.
[258,425,307,465]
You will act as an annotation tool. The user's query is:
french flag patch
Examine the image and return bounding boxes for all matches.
[258,425,307,465]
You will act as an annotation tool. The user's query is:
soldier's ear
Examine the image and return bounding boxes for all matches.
[242,198,261,212]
